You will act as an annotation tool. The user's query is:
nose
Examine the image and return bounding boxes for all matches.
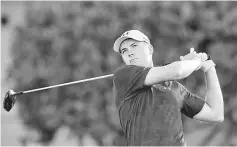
[128,53,134,57]
[128,48,134,57]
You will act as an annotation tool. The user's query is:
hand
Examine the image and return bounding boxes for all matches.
[195,52,212,71]
[197,52,208,62]
[180,48,209,62]
[180,48,201,61]
[180,48,203,71]
[200,60,216,72]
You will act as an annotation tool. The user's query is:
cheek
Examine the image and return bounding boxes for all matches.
[145,48,151,55]
[138,49,150,62]
[139,48,149,57]
[122,55,129,63]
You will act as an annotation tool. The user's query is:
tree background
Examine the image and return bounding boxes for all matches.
[2,1,237,146]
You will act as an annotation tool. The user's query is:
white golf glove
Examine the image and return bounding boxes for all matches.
[180,48,203,70]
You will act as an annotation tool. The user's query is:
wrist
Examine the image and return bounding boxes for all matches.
[194,58,202,71]
[201,60,216,72]
[205,65,215,73]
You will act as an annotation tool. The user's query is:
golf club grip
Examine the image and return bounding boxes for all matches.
[14,74,114,95]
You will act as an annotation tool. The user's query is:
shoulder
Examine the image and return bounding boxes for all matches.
[113,65,134,83]
[114,65,133,74]
[115,65,143,73]
[113,65,151,86]
[114,65,149,77]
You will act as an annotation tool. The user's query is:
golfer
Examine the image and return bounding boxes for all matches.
[113,30,224,146]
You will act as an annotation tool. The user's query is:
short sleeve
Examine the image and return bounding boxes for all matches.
[113,65,151,106]
[172,81,205,118]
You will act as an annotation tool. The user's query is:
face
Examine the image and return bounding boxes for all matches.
[119,39,153,67]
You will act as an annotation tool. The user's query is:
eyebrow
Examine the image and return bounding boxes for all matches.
[130,42,137,47]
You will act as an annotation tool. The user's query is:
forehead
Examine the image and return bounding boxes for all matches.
[120,39,140,49]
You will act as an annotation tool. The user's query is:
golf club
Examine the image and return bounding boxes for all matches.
[3,74,114,112]
[3,49,211,112]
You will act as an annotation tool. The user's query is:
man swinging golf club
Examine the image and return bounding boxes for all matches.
[112,30,224,146]
[2,29,224,146]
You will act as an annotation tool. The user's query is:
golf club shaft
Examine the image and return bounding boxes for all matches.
[13,74,114,96]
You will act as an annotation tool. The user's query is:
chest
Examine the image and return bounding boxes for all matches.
[151,83,184,108]
[121,85,181,119]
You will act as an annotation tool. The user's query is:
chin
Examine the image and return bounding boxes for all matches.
[131,63,146,67]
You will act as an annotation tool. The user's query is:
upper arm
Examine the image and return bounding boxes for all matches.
[193,103,224,123]
[176,82,223,123]
[171,81,205,119]
[177,83,206,118]
[144,62,180,86]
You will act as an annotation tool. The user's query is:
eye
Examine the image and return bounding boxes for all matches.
[132,44,138,47]
[120,49,127,54]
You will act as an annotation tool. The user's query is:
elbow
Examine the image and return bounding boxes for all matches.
[215,103,224,123]
[214,114,224,123]
[215,116,224,123]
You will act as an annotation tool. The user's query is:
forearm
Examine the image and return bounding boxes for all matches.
[145,59,201,85]
[205,67,224,119]
[174,59,201,80]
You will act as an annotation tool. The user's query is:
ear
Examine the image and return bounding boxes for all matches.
[149,44,153,55]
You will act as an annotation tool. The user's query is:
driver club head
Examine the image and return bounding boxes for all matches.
[3,89,17,112]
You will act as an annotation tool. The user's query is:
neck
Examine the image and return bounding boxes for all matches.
[151,62,154,67]
[148,58,154,67]
[147,62,154,67]
[143,61,153,68]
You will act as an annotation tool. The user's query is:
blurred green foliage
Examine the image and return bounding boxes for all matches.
[7,1,237,146]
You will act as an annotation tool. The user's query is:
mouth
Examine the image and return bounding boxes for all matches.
[130,58,138,63]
